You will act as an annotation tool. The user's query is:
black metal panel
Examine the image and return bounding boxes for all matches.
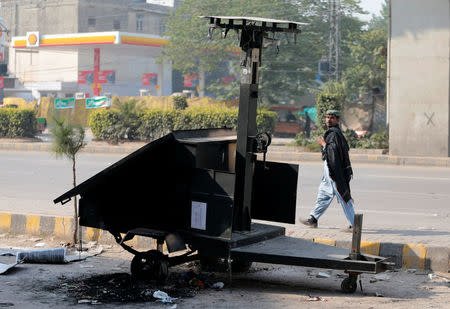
[185,223,285,258]
[231,236,381,273]
[251,161,298,224]
[233,83,259,231]
[189,169,234,239]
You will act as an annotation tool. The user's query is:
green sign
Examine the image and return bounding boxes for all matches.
[86,96,111,109]
[55,98,75,109]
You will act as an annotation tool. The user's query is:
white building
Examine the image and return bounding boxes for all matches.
[9,31,171,99]
[0,0,180,100]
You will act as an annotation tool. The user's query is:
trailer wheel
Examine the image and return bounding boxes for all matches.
[341,277,358,293]
[130,250,168,283]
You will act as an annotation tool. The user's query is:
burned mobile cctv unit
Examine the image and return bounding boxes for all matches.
[54,16,393,293]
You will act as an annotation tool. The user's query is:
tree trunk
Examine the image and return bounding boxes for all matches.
[72,157,78,245]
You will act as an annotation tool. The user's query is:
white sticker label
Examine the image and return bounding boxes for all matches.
[191,201,207,230]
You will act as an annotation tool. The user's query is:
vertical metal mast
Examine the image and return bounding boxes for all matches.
[202,16,304,232]
[328,0,341,81]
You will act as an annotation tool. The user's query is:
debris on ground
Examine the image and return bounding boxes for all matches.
[153,290,177,303]
[211,282,224,290]
[178,269,210,289]
[0,251,15,257]
[0,263,18,275]
[316,272,331,278]
[375,292,384,297]
[35,242,47,247]
[16,247,66,264]
[47,272,197,304]
[308,296,327,302]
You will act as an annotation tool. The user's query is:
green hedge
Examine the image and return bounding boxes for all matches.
[89,107,276,142]
[0,108,37,138]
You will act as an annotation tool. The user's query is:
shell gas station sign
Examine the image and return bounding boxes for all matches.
[26,32,40,47]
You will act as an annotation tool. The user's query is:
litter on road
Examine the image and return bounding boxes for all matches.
[153,290,177,304]
[0,263,18,275]
[308,296,327,302]
[316,272,331,278]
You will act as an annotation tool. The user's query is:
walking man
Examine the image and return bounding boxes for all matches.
[299,110,355,231]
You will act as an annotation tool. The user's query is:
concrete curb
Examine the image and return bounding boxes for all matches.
[266,151,450,167]
[1,212,448,272]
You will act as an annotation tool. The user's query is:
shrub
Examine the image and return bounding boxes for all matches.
[343,129,360,148]
[256,110,277,134]
[173,96,188,110]
[88,109,121,142]
[89,106,276,142]
[369,130,389,149]
[315,82,346,133]
[113,99,143,140]
[0,108,37,138]
[137,109,176,140]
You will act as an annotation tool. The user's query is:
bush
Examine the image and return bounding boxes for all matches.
[173,96,188,110]
[293,130,323,152]
[315,82,346,133]
[88,109,121,142]
[137,109,176,140]
[343,129,360,148]
[89,106,276,142]
[369,131,389,149]
[0,108,37,138]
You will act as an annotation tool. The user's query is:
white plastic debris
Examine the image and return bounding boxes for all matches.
[375,292,384,297]
[374,273,390,281]
[153,290,177,303]
[0,263,18,275]
[169,305,177,309]
[211,282,224,289]
[428,274,436,280]
[35,242,47,247]
[0,250,16,257]
[316,272,331,278]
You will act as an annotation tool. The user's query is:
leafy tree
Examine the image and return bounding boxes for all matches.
[315,82,346,132]
[342,0,388,98]
[162,0,365,104]
[368,0,389,31]
[51,119,86,244]
[341,28,387,98]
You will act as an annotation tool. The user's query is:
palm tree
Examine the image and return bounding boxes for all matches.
[51,118,86,244]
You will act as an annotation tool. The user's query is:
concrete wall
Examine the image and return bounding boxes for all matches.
[388,0,450,157]
[0,0,79,36]
[0,0,172,39]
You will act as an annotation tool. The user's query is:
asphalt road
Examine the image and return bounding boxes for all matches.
[1,150,449,233]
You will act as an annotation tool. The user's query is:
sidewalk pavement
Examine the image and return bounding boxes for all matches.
[0,134,449,272]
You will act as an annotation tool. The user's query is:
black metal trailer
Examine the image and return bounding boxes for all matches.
[54,16,393,293]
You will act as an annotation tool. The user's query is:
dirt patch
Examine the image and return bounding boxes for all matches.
[46,266,221,305]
